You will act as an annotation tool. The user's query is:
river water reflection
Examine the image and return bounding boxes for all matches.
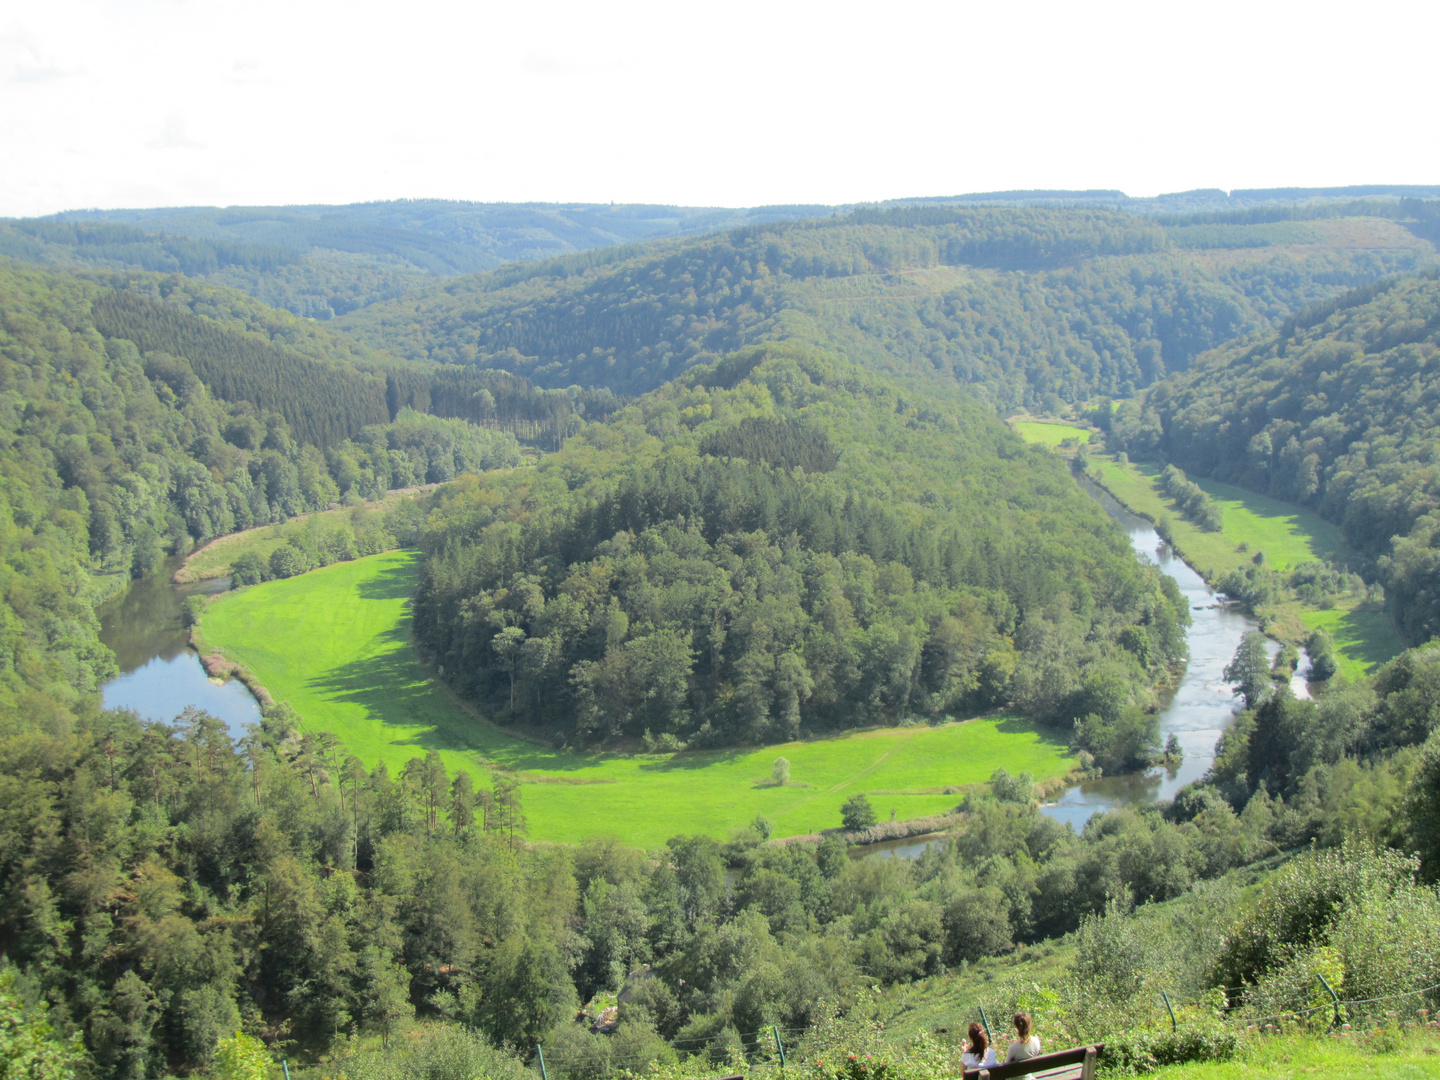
[98,559,262,739]
[1037,479,1267,830]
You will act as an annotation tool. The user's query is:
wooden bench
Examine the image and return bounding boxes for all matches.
[960,1043,1104,1080]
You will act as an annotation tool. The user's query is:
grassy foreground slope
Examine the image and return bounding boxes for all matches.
[199,550,1072,846]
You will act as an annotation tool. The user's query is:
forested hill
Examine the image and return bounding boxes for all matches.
[12,189,1438,322]
[335,203,1436,407]
[3,202,832,319]
[1107,270,1440,642]
[0,257,526,730]
[414,345,1189,751]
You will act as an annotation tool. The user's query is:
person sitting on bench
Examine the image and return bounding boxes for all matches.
[961,1021,997,1070]
[1004,1012,1043,1068]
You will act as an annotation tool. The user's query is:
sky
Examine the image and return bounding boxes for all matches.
[2,0,1436,218]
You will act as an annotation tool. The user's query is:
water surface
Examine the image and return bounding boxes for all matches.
[98,559,262,739]
[1037,479,1258,829]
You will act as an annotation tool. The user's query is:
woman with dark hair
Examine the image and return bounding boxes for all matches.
[1005,1012,1043,1067]
[961,1021,996,1070]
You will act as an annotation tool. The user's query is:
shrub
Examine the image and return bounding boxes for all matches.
[1098,1024,1241,1075]
[990,767,1036,803]
[268,540,312,579]
[841,794,876,831]
[230,550,267,587]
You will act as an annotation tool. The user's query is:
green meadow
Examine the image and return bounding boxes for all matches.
[199,551,1074,848]
[1012,419,1093,446]
[1087,456,1401,676]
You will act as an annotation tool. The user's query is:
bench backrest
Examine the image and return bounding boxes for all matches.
[960,1042,1104,1080]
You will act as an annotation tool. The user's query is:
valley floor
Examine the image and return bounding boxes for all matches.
[1083,454,1401,679]
[196,550,1075,847]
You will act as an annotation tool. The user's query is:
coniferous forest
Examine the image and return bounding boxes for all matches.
[2,191,1440,1077]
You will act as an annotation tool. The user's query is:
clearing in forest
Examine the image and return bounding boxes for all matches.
[1012,419,1093,446]
[198,550,1074,847]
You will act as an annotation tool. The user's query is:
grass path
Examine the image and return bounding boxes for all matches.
[199,551,1074,847]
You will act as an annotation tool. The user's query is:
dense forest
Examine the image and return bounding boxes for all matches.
[2,626,1438,1077]
[11,202,833,319]
[0,257,522,725]
[412,346,1188,753]
[1106,270,1440,641]
[336,204,1436,407]
[4,188,1440,1078]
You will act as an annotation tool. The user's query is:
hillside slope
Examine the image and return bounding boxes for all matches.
[335,205,1435,407]
[1109,270,1440,641]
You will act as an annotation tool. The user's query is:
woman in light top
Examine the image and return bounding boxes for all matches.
[1005,1011,1043,1065]
[961,1021,996,1070]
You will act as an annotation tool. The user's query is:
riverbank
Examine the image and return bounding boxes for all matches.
[1084,454,1401,679]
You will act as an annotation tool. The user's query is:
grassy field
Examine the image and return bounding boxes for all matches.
[1012,419,1093,446]
[1148,1032,1440,1078]
[198,551,1074,848]
[1087,456,1401,678]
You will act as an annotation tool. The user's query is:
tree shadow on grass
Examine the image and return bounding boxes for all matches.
[1323,606,1401,671]
[636,747,749,772]
[992,714,1072,753]
[309,639,621,774]
[355,552,420,601]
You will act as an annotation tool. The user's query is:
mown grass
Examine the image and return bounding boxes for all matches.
[1087,456,1401,677]
[1013,420,1093,446]
[199,550,1074,848]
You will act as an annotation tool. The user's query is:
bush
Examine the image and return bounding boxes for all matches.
[1098,1024,1241,1074]
[331,1023,535,1080]
[268,540,312,579]
[230,550,267,587]
[841,794,876,831]
[1212,841,1422,990]
[990,767,1035,803]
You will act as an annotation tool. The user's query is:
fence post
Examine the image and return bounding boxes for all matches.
[1161,990,1178,1033]
[537,1044,549,1080]
[978,1006,992,1040]
[773,1025,786,1068]
[1316,973,1343,1028]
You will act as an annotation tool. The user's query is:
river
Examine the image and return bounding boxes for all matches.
[98,558,262,739]
[97,478,1304,842]
[1035,478,1305,830]
[852,476,1309,857]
